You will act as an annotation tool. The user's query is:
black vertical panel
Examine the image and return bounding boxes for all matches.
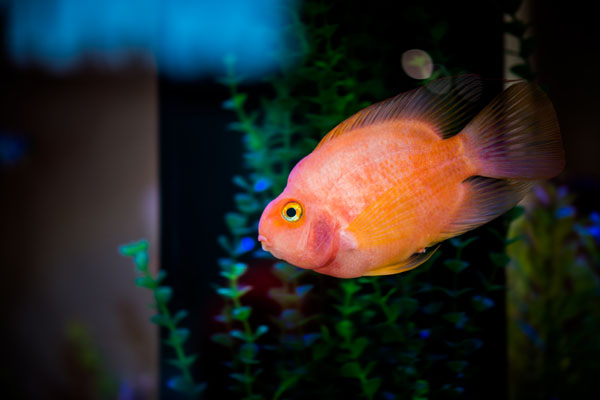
[158,79,246,399]
[536,0,600,196]
[450,4,507,398]
[436,4,506,399]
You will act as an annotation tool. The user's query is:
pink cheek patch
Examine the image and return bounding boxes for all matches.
[308,217,337,267]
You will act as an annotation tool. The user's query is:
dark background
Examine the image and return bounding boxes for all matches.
[1,0,599,399]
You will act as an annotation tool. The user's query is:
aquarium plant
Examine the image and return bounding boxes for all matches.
[62,320,119,399]
[503,0,536,81]
[210,1,513,399]
[506,184,600,400]
[120,240,206,399]
[499,2,600,399]
[118,0,560,398]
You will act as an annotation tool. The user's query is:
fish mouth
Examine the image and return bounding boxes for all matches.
[258,234,281,260]
[258,234,270,252]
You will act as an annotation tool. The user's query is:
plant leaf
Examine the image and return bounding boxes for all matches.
[232,306,252,321]
[254,325,269,339]
[444,259,469,273]
[150,314,169,327]
[350,337,369,358]
[119,240,148,256]
[341,280,361,296]
[135,276,156,289]
[339,362,362,378]
[490,251,509,267]
[230,330,250,341]
[336,320,354,341]
[211,333,234,347]
[363,378,382,399]
[167,375,191,393]
[239,343,259,364]
[168,328,190,346]
[168,354,197,370]
[155,286,172,304]
[172,309,188,324]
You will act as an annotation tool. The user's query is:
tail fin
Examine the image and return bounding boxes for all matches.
[461,82,565,180]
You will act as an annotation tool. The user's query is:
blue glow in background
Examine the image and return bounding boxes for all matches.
[1,0,294,79]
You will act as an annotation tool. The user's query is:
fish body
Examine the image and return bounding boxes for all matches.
[258,76,564,278]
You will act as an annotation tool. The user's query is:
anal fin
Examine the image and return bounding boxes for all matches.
[363,245,440,276]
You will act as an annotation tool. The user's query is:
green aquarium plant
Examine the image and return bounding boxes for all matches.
[503,0,537,81]
[304,229,508,399]
[506,184,600,400]
[266,262,317,400]
[120,240,206,399]
[116,1,595,399]
[500,2,600,398]
[212,256,269,399]
[63,320,119,399]
[211,2,388,398]
[117,0,538,398]
[210,1,514,399]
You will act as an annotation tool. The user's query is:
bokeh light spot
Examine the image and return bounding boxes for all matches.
[401,49,433,80]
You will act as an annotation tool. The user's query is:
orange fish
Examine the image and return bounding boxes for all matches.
[257,76,564,278]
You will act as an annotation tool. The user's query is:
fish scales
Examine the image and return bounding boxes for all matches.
[258,76,564,278]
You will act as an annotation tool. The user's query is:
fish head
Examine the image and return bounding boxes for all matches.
[258,189,339,270]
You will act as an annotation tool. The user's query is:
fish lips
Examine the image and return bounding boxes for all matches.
[258,217,338,271]
[258,234,272,253]
[257,233,287,262]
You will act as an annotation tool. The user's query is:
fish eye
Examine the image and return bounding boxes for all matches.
[282,201,303,222]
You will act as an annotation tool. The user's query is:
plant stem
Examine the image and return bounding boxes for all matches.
[156,300,195,385]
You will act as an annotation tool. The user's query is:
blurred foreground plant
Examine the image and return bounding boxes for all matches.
[507,184,600,400]
[120,240,206,399]
[63,321,119,399]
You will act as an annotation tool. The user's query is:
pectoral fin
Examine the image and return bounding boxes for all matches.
[363,245,440,276]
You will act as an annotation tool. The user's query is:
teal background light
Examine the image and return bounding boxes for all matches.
[2,0,293,79]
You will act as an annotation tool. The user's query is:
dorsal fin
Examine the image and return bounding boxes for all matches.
[316,75,483,149]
